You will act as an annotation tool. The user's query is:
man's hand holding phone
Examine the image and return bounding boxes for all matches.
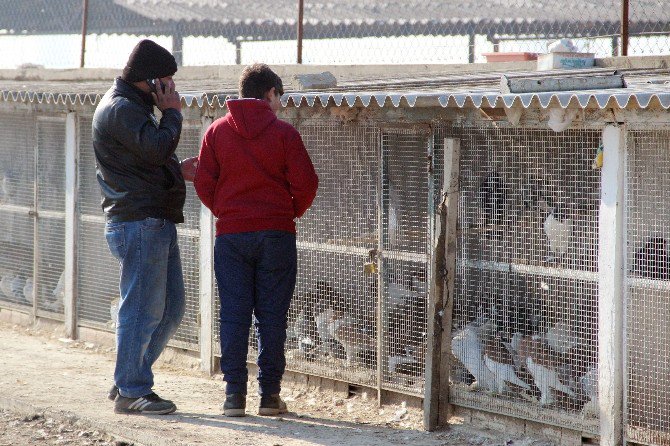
[151,78,181,113]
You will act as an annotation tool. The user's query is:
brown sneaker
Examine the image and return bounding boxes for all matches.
[258,394,288,416]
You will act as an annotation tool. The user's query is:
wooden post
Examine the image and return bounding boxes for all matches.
[598,124,625,446]
[199,116,215,373]
[424,138,460,430]
[64,112,79,339]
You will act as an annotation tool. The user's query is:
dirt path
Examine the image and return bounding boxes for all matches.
[0,320,550,446]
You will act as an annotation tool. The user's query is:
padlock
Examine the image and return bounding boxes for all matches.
[363,261,378,275]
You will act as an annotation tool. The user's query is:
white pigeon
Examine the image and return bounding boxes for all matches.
[580,366,598,418]
[543,207,573,262]
[10,275,25,302]
[314,307,336,343]
[548,38,579,53]
[110,297,120,327]
[22,277,34,305]
[0,273,16,299]
[388,346,420,374]
[52,271,65,301]
[483,335,531,394]
[518,335,576,406]
[546,321,578,354]
[451,320,496,391]
[0,171,16,205]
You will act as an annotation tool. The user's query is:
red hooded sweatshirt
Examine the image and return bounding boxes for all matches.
[194,99,318,235]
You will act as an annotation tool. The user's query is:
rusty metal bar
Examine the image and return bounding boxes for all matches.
[80,0,89,68]
[297,0,304,64]
[621,0,629,56]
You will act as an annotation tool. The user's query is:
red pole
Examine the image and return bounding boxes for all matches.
[297,0,304,64]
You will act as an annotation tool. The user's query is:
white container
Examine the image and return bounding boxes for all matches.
[537,52,595,70]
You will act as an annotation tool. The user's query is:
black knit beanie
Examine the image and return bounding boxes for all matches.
[121,40,177,83]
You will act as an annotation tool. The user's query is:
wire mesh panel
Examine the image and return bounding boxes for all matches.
[36,116,67,319]
[77,115,119,328]
[449,123,600,432]
[379,128,431,395]
[625,129,670,446]
[214,117,382,387]
[170,124,201,350]
[0,111,35,311]
[281,118,380,387]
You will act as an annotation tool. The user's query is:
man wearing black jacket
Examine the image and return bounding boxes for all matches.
[92,40,197,415]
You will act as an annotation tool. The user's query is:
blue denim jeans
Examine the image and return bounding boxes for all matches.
[215,230,297,396]
[105,217,186,398]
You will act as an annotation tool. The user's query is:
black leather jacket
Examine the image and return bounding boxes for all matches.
[92,78,185,223]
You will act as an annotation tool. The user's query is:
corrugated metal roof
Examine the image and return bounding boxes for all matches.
[113,0,669,25]
[1,68,669,110]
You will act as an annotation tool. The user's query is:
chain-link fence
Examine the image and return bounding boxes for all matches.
[0,0,667,69]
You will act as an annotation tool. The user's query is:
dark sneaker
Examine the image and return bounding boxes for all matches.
[258,394,288,416]
[222,393,246,417]
[114,393,176,415]
[108,385,119,401]
[109,386,172,404]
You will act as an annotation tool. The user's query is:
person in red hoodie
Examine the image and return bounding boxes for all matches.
[194,64,318,417]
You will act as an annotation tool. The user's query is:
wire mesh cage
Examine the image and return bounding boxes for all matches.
[257,118,381,388]
[449,122,600,431]
[0,111,36,311]
[625,128,670,446]
[379,128,431,395]
[36,116,67,319]
[169,123,202,350]
[209,117,431,394]
[77,115,120,329]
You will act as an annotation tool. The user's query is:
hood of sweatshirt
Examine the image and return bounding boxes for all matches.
[226,99,277,139]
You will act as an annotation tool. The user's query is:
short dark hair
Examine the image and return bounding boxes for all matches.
[239,63,284,99]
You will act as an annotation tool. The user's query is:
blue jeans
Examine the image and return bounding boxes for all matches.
[105,217,186,398]
[215,230,297,396]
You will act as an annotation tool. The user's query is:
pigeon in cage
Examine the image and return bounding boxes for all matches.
[293,305,318,361]
[329,311,376,367]
[477,173,505,226]
[517,335,576,406]
[43,271,65,313]
[451,315,496,392]
[0,272,16,300]
[10,275,26,302]
[579,366,598,418]
[483,334,532,394]
[545,321,578,355]
[22,277,34,305]
[543,206,573,262]
[110,297,120,327]
[632,237,670,280]
[388,346,420,375]
[0,170,17,205]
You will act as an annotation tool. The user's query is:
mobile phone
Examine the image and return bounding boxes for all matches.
[146,78,166,94]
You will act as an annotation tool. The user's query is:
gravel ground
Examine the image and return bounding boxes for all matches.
[0,317,558,446]
[0,410,133,446]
